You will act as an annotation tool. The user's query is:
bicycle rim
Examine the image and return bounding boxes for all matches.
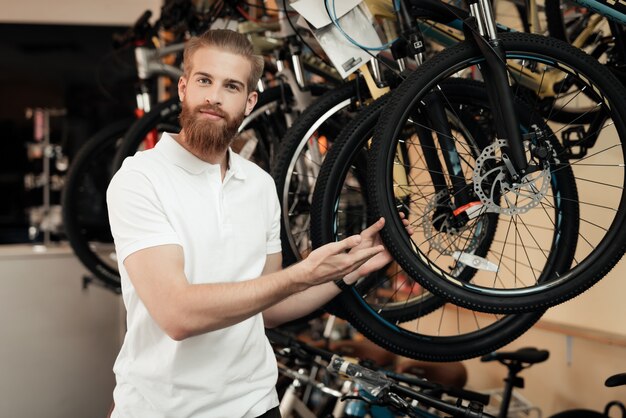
[273,79,367,266]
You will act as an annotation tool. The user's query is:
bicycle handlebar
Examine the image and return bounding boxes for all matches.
[267,328,494,418]
[159,0,193,30]
[328,355,495,418]
[111,0,212,50]
[383,369,491,406]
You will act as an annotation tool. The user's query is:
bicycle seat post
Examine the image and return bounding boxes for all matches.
[498,358,526,418]
[481,347,549,418]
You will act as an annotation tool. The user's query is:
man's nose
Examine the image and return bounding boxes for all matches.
[204,86,222,106]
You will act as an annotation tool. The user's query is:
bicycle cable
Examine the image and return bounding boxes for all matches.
[281,0,334,68]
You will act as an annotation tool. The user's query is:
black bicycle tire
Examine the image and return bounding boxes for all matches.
[371,32,626,313]
[272,78,368,267]
[112,97,180,173]
[62,119,133,287]
[340,299,543,362]
[67,86,291,287]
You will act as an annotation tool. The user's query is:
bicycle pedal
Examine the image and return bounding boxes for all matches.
[562,126,592,159]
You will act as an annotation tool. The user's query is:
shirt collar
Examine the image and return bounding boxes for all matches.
[156,132,246,180]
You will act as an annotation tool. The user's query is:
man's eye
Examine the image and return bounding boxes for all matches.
[226,83,240,91]
[198,78,210,84]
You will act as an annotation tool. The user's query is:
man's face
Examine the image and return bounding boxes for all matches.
[178,47,258,155]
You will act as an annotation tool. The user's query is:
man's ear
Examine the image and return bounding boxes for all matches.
[178,76,187,101]
[244,91,258,116]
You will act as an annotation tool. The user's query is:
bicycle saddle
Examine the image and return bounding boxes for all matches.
[606,373,626,387]
[480,347,550,365]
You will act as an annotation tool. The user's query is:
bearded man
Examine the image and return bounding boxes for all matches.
[106,29,393,418]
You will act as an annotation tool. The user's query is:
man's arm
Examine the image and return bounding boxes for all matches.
[123,234,383,341]
[261,252,340,328]
[262,217,399,327]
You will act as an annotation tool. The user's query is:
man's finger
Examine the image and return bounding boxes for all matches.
[346,247,385,274]
[350,245,385,264]
[322,235,362,255]
[361,217,385,239]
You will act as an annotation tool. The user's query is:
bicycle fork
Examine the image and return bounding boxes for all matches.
[409,0,531,213]
[467,0,528,177]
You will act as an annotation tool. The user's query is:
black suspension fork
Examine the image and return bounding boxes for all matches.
[410,115,449,197]
[466,0,529,178]
[422,91,473,209]
[397,19,472,210]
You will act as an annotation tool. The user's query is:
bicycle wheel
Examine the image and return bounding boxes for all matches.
[541,0,618,127]
[493,0,547,34]
[371,32,626,313]
[62,119,133,287]
[544,0,606,44]
[315,80,503,320]
[311,82,544,361]
[112,84,291,173]
[273,78,368,267]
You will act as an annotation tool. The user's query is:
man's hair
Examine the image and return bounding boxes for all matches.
[183,29,264,93]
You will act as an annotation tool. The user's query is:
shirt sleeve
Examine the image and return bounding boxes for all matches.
[106,168,181,263]
[266,179,282,255]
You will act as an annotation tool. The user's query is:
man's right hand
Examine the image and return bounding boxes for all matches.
[294,234,385,287]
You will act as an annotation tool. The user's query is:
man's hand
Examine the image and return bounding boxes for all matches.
[296,234,385,288]
[263,215,413,326]
[344,215,413,285]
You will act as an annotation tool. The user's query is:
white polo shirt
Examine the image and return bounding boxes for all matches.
[106,132,282,418]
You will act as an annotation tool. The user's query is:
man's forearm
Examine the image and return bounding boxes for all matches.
[126,247,310,341]
[125,235,381,340]
[162,267,310,339]
[262,279,344,328]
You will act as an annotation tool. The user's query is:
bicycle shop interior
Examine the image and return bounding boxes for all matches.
[1,0,626,417]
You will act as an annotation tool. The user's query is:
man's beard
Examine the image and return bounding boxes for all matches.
[179,101,245,156]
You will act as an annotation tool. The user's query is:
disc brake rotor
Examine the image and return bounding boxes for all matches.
[473,139,551,215]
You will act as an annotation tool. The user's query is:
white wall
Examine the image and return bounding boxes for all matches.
[0,0,162,26]
[0,245,124,418]
[541,257,626,336]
